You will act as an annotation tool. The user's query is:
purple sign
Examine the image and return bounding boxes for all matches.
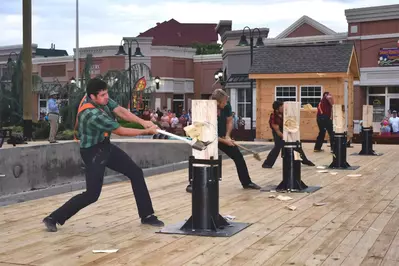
[378,47,399,66]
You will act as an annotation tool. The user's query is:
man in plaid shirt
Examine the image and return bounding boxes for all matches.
[43,78,164,232]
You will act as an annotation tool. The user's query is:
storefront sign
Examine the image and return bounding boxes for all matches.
[378,47,399,66]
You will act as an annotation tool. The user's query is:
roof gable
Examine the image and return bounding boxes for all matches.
[137,19,218,47]
[249,43,356,76]
[276,15,336,39]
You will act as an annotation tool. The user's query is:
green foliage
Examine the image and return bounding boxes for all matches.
[32,121,50,139]
[57,130,75,140]
[192,42,222,55]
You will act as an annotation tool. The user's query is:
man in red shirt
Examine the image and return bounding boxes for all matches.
[262,101,314,168]
[314,92,334,152]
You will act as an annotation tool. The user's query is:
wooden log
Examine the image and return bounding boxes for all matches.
[362,105,373,128]
[191,100,218,164]
[333,104,346,133]
[283,102,301,142]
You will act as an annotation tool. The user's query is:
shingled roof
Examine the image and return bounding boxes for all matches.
[249,43,355,74]
[137,19,218,47]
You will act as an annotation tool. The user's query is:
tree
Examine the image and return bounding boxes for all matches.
[191,42,222,55]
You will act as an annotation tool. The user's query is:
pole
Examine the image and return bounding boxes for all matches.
[249,35,254,140]
[128,44,132,112]
[75,0,79,87]
[22,0,32,140]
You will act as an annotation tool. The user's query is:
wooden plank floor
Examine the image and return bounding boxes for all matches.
[1,143,399,266]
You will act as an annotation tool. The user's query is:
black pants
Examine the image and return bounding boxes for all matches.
[218,142,252,186]
[314,115,334,151]
[263,131,312,167]
[49,141,154,225]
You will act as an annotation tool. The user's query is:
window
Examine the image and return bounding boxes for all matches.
[275,86,296,102]
[300,86,322,107]
[237,88,251,118]
[350,25,358,34]
[38,93,48,121]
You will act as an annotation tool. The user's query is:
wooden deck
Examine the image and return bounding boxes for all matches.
[1,143,399,266]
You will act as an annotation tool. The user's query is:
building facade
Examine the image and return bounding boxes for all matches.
[0,19,222,121]
[220,4,399,136]
[345,4,399,131]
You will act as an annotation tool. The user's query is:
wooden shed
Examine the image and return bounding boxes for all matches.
[248,43,360,141]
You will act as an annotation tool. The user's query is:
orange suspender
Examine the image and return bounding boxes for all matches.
[73,96,109,141]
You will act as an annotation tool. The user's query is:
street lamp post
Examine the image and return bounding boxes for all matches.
[237,26,266,140]
[116,39,144,112]
[7,52,19,64]
[154,76,160,90]
[214,68,225,86]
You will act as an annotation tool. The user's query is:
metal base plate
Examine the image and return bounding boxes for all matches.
[326,165,360,170]
[157,220,252,237]
[260,185,322,193]
[350,152,383,156]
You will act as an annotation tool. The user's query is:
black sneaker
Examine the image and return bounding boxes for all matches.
[302,160,315,166]
[141,215,164,227]
[243,182,261,190]
[262,163,273,168]
[43,216,58,232]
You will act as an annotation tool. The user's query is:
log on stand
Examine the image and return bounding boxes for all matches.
[261,102,321,193]
[329,104,359,169]
[357,105,381,156]
[158,100,252,237]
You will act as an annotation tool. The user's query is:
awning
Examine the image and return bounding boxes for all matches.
[226,74,251,83]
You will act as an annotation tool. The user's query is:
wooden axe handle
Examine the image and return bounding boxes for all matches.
[235,143,256,154]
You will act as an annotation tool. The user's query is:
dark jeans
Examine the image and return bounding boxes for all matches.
[263,131,312,167]
[49,140,154,225]
[218,142,252,186]
[314,115,334,151]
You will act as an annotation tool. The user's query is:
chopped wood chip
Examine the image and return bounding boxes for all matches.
[347,174,362,177]
[317,170,328,173]
[330,172,338,175]
[294,151,302,161]
[286,205,297,211]
[316,166,327,169]
[268,195,276,198]
[313,202,327,206]
[223,215,236,221]
[270,190,276,193]
[92,249,119,253]
[276,195,293,201]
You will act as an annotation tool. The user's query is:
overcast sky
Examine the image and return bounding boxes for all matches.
[0,0,398,55]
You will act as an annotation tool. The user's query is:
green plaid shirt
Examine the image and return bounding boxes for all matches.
[77,97,120,148]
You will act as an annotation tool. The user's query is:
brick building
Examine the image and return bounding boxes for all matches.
[0,18,223,121]
[220,4,399,136]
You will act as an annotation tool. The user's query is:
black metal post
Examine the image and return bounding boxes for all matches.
[181,156,228,231]
[276,141,309,192]
[249,36,254,141]
[359,127,378,155]
[329,132,351,169]
[159,155,252,237]
[128,45,132,112]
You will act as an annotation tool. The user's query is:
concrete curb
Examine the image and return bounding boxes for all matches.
[0,144,271,207]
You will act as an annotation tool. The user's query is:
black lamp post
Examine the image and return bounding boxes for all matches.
[154,76,160,90]
[214,68,226,86]
[237,26,266,140]
[7,52,19,64]
[116,38,144,112]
